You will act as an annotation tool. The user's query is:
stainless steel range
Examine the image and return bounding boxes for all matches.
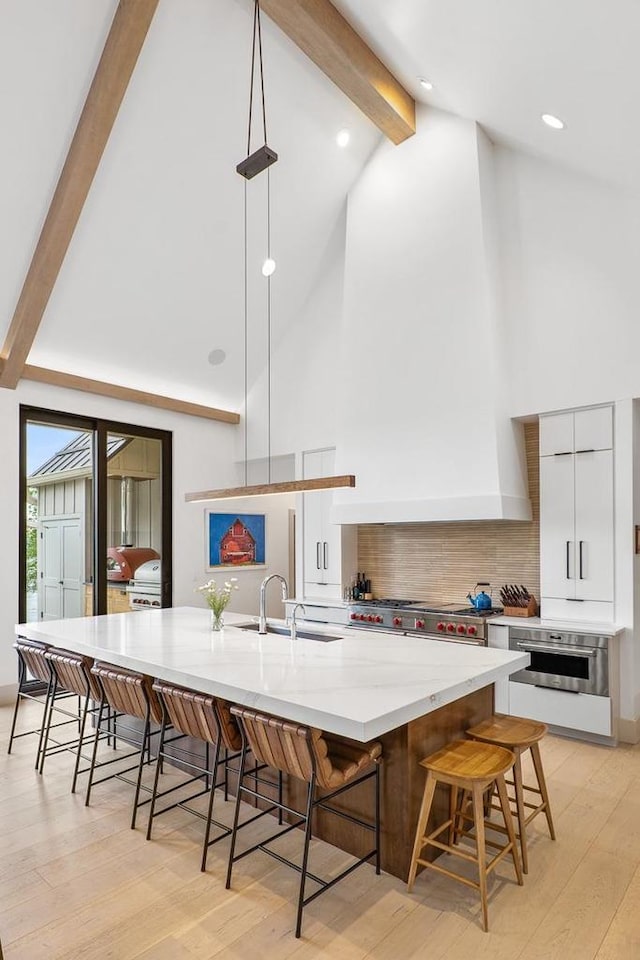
[348,598,503,646]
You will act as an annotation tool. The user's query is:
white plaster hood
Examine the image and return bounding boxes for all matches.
[331,107,532,525]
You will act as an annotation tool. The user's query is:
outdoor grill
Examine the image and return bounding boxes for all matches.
[126,558,162,610]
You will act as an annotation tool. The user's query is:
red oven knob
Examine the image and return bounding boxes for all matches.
[350,613,357,620]
[358,614,366,621]
[457,624,467,635]
[375,616,383,624]
[436,622,445,632]
[446,623,455,633]
[467,624,477,636]
[393,617,402,627]
[415,619,425,629]
[367,615,374,622]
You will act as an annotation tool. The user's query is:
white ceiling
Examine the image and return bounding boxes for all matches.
[1,0,638,413]
[336,0,640,190]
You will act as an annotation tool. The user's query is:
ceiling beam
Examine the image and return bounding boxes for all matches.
[261,0,415,144]
[0,0,160,390]
[22,365,240,424]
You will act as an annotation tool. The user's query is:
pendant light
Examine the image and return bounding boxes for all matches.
[186,0,355,503]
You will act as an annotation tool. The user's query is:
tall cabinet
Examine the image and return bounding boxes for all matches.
[540,405,614,622]
[302,449,356,599]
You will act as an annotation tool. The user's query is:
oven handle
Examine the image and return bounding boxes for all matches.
[515,640,597,658]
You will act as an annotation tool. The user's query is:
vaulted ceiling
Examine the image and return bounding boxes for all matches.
[1,0,637,419]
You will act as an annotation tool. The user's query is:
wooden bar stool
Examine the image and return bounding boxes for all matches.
[407,739,523,932]
[466,714,556,874]
[226,706,382,939]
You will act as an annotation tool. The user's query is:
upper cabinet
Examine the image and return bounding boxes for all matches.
[302,449,356,600]
[540,406,614,622]
[539,406,613,456]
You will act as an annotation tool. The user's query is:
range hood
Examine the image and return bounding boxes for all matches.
[330,109,532,526]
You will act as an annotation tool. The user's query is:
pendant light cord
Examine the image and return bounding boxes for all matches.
[243,179,248,487]
[267,165,272,483]
[246,0,268,156]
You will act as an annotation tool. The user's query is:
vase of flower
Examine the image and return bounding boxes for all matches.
[196,577,238,631]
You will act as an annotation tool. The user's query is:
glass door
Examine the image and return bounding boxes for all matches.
[20,408,172,635]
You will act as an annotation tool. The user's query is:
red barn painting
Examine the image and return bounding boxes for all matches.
[220,518,256,565]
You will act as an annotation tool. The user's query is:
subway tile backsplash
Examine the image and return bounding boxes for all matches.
[357,423,539,605]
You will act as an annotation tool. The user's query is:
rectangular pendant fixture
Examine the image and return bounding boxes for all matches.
[236,144,278,180]
[185,474,355,502]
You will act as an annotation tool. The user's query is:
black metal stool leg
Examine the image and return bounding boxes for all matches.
[146,712,169,840]
[71,693,91,794]
[131,711,152,830]
[295,774,316,939]
[7,657,27,755]
[225,733,249,890]
[38,676,59,774]
[201,739,222,872]
[85,698,107,807]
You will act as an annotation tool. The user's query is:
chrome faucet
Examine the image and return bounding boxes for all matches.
[258,574,289,634]
[290,602,306,641]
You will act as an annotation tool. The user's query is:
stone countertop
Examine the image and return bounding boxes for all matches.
[488,615,622,637]
[15,607,528,742]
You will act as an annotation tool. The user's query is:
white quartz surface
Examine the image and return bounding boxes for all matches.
[16,608,528,741]
[489,616,621,637]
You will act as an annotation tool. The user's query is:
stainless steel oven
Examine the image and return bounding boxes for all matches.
[509,627,609,696]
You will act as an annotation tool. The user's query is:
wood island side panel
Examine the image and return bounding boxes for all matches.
[287,685,494,880]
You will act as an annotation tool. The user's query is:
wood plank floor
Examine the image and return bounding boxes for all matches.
[2,701,640,959]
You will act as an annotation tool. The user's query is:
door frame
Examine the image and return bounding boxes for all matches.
[19,406,173,623]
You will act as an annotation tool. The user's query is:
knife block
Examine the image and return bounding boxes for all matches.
[503,597,538,617]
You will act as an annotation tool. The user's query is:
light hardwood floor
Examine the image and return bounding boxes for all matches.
[2,701,640,959]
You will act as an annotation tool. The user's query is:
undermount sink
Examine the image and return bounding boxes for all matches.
[235,622,343,643]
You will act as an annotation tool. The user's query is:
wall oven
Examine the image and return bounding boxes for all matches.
[509,627,609,697]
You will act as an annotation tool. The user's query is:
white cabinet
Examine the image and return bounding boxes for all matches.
[508,682,613,738]
[302,449,356,599]
[540,406,614,622]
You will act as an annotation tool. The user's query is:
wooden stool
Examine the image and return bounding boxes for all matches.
[466,714,556,874]
[407,739,523,932]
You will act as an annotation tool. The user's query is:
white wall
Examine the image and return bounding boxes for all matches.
[0,380,290,700]
[332,106,530,523]
[495,147,640,417]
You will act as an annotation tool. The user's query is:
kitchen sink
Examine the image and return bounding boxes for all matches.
[235,622,343,643]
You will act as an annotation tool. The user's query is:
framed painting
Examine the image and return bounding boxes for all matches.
[206,511,266,570]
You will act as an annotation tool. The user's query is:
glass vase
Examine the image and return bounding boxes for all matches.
[210,609,224,631]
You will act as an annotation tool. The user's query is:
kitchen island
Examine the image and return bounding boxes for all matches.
[15,607,528,879]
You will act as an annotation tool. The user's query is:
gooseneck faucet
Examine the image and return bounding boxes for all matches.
[258,574,289,634]
[290,603,306,642]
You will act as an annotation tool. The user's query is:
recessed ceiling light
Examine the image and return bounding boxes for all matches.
[541,113,565,130]
[262,257,276,277]
[208,349,226,366]
[336,128,350,147]
[419,78,433,90]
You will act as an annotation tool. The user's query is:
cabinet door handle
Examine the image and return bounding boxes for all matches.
[576,449,595,454]
[566,541,571,579]
[554,451,572,456]
[316,542,321,570]
[323,542,328,570]
[579,540,584,579]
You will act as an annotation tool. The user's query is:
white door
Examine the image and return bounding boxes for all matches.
[574,450,614,602]
[39,517,83,620]
[539,413,574,456]
[540,455,576,599]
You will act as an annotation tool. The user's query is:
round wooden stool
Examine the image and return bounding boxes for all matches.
[407,739,523,932]
[466,714,556,874]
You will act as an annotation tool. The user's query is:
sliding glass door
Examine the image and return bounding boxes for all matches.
[20,407,172,630]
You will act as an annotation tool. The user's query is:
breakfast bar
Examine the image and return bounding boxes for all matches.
[15,607,528,879]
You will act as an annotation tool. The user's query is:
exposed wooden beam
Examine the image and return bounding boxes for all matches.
[261,0,415,144]
[22,365,240,424]
[0,0,160,389]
